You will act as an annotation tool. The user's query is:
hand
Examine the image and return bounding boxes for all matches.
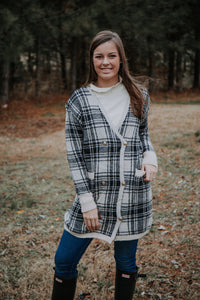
[83,208,100,231]
[142,164,157,182]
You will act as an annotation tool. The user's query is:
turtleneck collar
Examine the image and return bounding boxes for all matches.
[89,77,123,93]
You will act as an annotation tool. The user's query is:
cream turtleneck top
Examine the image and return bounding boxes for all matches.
[89,80,130,129]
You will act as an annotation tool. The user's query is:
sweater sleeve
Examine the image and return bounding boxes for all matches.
[139,90,158,168]
[65,93,97,212]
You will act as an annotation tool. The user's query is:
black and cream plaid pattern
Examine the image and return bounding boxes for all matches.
[64,87,155,243]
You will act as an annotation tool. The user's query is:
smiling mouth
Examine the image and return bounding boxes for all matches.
[101,68,112,72]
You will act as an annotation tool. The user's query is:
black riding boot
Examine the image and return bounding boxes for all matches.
[51,275,77,300]
[114,268,138,300]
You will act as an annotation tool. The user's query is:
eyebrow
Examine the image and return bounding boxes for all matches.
[94,51,118,55]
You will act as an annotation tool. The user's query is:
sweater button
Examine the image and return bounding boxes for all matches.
[118,217,123,221]
[102,141,107,146]
[123,141,127,146]
[101,181,106,186]
[121,182,126,186]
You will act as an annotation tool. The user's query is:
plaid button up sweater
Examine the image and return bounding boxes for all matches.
[64,86,157,243]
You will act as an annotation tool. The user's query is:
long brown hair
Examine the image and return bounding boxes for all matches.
[85,30,144,120]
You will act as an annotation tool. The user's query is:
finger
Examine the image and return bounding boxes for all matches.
[152,172,156,179]
[144,171,150,181]
[144,170,153,181]
[86,220,92,231]
[94,219,100,230]
[150,170,156,178]
[144,177,151,182]
[92,218,100,230]
[85,218,99,231]
[149,172,156,181]
[91,219,96,230]
[84,217,92,231]
[143,165,157,181]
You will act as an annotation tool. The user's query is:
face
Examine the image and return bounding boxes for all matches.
[93,41,120,87]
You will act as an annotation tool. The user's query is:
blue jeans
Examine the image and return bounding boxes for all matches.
[54,230,138,279]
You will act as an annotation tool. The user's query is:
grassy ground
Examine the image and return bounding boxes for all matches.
[0,94,200,299]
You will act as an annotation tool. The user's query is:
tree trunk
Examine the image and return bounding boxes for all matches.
[183,55,187,73]
[192,4,200,89]
[35,37,41,97]
[59,20,68,91]
[28,52,34,76]
[168,49,175,90]
[0,60,10,106]
[79,37,87,86]
[148,52,153,78]
[193,49,200,89]
[60,51,68,91]
[176,51,182,91]
[148,50,155,91]
[9,61,16,92]
[70,37,78,92]
[46,53,51,75]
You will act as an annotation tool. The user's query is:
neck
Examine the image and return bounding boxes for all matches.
[95,77,119,88]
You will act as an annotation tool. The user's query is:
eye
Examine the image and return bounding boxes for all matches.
[94,55,102,59]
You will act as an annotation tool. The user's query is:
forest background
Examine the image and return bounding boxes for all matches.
[0,0,200,105]
[0,1,200,299]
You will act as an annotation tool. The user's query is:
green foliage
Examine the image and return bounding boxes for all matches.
[0,0,200,101]
[0,2,34,60]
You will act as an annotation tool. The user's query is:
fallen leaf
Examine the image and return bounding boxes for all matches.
[158,225,166,230]
[171,260,179,265]
[39,214,46,218]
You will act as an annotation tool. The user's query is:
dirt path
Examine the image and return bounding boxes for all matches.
[0,129,66,161]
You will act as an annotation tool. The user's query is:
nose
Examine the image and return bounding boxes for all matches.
[102,56,109,65]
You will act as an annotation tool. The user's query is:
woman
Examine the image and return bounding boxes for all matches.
[52,30,158,300]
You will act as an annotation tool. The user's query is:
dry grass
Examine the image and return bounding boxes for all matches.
[0,95,200,299]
